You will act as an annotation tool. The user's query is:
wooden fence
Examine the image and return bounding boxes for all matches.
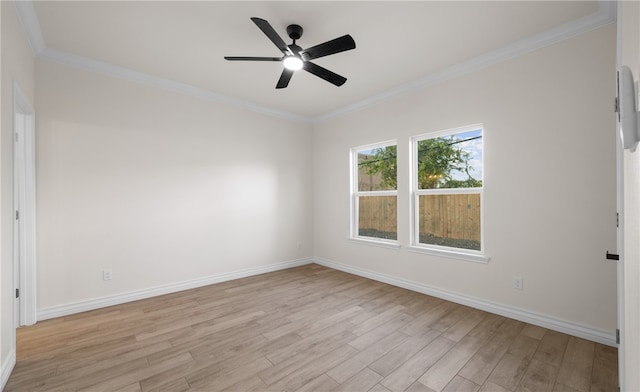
[419,193,481,241]
[358,193,480,241]
[358,196,397,234]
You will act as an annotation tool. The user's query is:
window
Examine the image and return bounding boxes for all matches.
[411,125,485,260]
[351,141,398,245]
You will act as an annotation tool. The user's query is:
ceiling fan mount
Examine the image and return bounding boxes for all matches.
[286,24,303,41]
[224,17,356,89]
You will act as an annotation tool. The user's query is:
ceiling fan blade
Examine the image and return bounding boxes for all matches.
[250,17,291,55]
[303,62,347,87]
[224,56,282,61]
[301,35,356,61]
[276,68,294,89]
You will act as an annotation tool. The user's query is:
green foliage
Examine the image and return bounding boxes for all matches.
[360,137,481,190]
[416,136,480,189]
[441,177,483,188]
[362,145,398,189]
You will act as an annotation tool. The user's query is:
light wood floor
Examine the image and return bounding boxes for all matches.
[7,264,617,392]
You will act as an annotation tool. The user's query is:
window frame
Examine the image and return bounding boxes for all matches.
[350,140,400,249]
[409,125,489,263]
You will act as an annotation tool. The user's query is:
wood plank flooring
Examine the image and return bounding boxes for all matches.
[6,264,618,391]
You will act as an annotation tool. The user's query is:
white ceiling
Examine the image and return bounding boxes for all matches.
[18,1,612,122]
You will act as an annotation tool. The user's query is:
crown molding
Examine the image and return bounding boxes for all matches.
[12,0,45,55]
[311,0,616,123]
[12,0,310,124]
[13,0,615,125]
[38,48,311,124]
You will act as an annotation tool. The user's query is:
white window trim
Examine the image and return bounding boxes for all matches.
[406,244,489,263]
[349,237,401,250]
[350,140,399,246]
[409,124,488,262]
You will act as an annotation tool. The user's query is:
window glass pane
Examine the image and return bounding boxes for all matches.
[358,145,397,191]
[417,129,482,189]
[358,195,397,240]
[418,193,480,250]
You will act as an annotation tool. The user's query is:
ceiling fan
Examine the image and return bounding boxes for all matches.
[224,17,356,89]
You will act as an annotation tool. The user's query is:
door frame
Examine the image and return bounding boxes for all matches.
[615,2,625,389]
[615,94,626,391]
[13,80,37,327]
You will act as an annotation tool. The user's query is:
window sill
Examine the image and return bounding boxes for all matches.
[407,245,490,264]
[349,237,401,250]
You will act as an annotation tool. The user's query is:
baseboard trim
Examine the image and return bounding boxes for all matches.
[35,256,616,347]
[1,350,16,391]
[314,257,617,347]
[38,258,313,321]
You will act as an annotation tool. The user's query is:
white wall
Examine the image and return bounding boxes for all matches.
[2,6,624,388]
[619,1,640,390]
[35,60,313,314]
[313,25,617,337]
[0,1,35,388]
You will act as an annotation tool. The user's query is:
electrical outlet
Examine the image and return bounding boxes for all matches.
[513,276,523,290]
[103,269,113,281]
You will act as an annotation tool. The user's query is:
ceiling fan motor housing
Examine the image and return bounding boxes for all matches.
[287,24,303,40]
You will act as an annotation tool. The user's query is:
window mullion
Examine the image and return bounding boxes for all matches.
[355,190,397,197]
[416,188,481,196]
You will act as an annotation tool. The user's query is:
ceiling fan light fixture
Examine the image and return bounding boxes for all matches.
[224,18,355,88]
[283,56,303,71]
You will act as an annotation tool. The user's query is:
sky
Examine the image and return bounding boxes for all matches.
[449,129,483,182]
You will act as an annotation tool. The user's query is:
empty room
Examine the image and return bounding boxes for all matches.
[2,1,639,391]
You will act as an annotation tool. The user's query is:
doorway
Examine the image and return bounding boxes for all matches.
[13,81,36,328]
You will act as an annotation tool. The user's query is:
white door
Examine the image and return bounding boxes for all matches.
[13,82,37,327]
[13,113,25,328]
